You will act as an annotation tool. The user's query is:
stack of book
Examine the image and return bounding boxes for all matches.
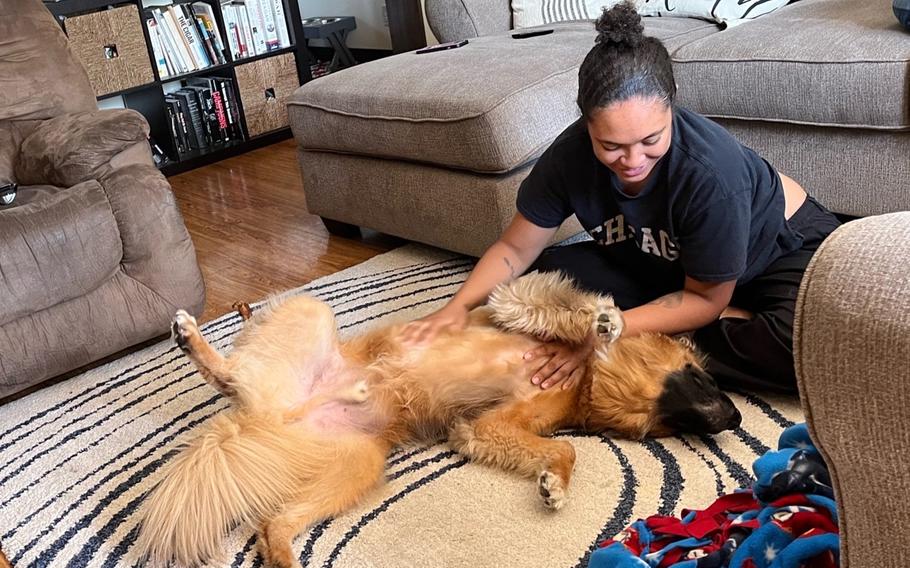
[164,76,243,156]
[146,2,228,79]
[220,0,290,60]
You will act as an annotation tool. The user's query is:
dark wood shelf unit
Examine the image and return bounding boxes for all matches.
[45,0,314,175]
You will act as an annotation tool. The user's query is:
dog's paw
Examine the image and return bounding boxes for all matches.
[447,420,476,453]
[172,310,199,352]
[537,470,567,511]
[593,301,624,343]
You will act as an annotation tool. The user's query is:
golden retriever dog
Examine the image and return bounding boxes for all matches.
[135,272,741,567]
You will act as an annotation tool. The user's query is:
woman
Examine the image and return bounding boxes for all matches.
[402,1,840,393]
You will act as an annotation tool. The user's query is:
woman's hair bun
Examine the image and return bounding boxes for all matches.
[595,1,644,47]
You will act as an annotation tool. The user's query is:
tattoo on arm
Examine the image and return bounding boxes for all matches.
[648,291,684,308]
[503,257,516,279]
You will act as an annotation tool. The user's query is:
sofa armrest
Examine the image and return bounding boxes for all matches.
[794,212,910,568]
[15,109,151,187]
[425,0,512,43]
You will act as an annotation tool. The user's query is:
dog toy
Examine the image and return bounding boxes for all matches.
[590,423,839,568]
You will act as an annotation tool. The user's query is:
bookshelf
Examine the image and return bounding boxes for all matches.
[44,0,317,176]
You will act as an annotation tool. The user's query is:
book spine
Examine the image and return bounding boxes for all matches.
[210,87,231,140]
[193,13,220,66]
[166,97,190,153]
[251,0,279,52]
[192,88,215,146]
[146,18,170,78]
[154,10,189,74]
[176,90,207,149]
[218,2,236,59]
[175,5,209,68]
[164,100,184,154]
[218,77,242,139]
[193,4,227,64]
[269,0,289,48]
[236,2,264,56]
[164,7,197,71]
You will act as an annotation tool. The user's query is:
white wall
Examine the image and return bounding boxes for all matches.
[299,0,391,50]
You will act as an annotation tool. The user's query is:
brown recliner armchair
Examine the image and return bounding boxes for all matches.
[0,0,205,398]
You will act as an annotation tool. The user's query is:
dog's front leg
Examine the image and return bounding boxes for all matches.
[448,396,576,511]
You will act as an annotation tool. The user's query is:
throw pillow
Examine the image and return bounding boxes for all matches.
[511,0,622,29]
[512,0,795,29]
[638,0,793,26]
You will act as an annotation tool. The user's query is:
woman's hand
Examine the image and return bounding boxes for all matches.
[400,303,470,346]
[524,336,596,390]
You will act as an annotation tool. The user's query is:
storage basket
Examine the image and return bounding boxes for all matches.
[65,4,155,97]
[234,52,298,137]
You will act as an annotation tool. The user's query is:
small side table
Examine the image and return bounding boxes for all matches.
[301,16,358,77]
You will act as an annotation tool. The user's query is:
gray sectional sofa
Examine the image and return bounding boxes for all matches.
[289,0,909,257]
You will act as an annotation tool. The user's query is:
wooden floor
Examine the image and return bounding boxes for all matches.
[169,138,403,323]
[0,141,402,566]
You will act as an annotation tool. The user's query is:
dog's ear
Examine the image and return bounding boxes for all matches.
[655,365,741,435]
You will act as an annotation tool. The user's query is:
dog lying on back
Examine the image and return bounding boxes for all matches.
[135,272,741,567]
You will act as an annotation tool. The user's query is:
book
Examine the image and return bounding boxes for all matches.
[213,76,242,139]
[146,17,171,78]
[164,96,188,153]
[153,9,189,74]
[249,0,280,52]
[163,7,197,71]
[174,89,208,149]
[219,3,241,59]
[234,1,264,56]
[184,85,222,146]
[191,3,227,65]
[268,0,290,48]
[185,77,230,142]
[172,5,210,68]
[236,5,254,56]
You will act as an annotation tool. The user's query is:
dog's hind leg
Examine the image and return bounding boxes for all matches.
[449,397,576,510]
[258,435,389,568]
[487,271,624,344]
[172,310,236,396]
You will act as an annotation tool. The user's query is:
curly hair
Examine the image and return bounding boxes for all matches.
[577,1,677,118]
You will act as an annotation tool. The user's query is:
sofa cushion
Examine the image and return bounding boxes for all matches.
[673,0,910,129]
[0,180,122,326]
[289,19,720,174]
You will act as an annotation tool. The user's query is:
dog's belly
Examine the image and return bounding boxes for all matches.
[400,328,543,407]
[302,401,384,435]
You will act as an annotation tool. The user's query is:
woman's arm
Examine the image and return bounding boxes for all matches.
[400,213,558,344]
[621,276,736,337]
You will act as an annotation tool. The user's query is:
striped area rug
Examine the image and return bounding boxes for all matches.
[0,244,803,568]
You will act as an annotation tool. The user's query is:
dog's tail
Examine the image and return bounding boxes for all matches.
[487,271,624,344]
[132,378,380,568]
[134,413,318,566]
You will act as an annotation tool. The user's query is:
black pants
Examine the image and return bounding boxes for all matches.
[528,197,841,393]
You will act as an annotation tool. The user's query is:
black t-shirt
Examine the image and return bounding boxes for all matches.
[517,105,803,285]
